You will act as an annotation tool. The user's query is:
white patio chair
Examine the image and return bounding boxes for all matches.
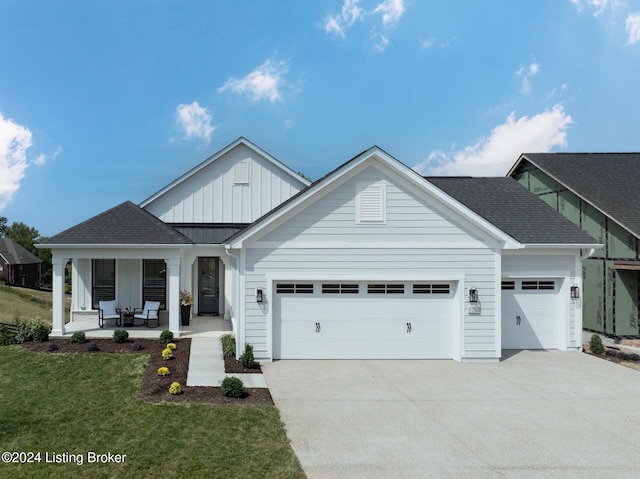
[134,301,161,328]
[98,300,121,328]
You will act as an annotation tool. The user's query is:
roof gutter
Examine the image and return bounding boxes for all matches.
[581,247,596,261]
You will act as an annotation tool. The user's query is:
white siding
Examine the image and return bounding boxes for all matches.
[502,252,581,350]
[255,165,487,246]
[144,144,306,223]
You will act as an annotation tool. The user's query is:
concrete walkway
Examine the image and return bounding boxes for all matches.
[186,337,267,388]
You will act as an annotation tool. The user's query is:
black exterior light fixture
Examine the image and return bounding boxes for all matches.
[256,287,264,303]
[571,284,580,299]
[469,286,478,303]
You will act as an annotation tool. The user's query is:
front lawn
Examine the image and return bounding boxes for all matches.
[0,346,304,478]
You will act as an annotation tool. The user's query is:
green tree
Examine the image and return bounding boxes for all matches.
[1,219,52,288]
[0,216,7,236]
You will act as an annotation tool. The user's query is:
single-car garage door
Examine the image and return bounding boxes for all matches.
[273,281,456,359]
[501,279,559,349]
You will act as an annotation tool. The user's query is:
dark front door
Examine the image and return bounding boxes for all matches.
[198,257,219,315]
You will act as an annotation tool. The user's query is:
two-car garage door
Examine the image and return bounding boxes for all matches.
[273,281,456,359]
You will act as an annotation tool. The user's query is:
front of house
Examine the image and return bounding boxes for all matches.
[39,137,600,362]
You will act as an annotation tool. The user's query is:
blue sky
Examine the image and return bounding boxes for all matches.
[1,0,640,237]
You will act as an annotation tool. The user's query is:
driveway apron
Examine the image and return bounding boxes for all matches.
[262,350,640,479]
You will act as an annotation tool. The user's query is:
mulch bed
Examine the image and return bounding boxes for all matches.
[225,355,263,374]
[21,338,273,405]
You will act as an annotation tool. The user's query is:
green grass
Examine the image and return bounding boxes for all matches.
[0,285,69,324]
[0,347,305,478]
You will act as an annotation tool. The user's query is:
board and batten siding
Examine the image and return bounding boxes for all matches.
[144,144,306,224]
[240,163,501,360]
[502,252,582,350]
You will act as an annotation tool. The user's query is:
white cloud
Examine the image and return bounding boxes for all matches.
[373,0,405,28]
[324,0,364,37]
[626,12,640,44]
[323,0,405,50]
[516,61,540,94]
[413,105,572,177]
[218,59,288,103]
[175,102,215,144]
[0,113,33,211]
[570,0,612,16]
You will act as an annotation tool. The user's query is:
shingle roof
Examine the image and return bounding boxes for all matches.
[426,176,600,245]
[42,201,193,245]
[0,238,42,264]
[515,153,640,238]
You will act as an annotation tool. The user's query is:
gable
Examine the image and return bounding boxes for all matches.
[249,163,493,248]
[141,139,309,224]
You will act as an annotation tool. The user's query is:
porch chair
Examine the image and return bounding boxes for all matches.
[134,301,161,328]
[98,300,121,328]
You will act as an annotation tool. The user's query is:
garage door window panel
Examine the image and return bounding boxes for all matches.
[368,283,405,294]
[322,283,359,294]
[276,283,314,294]
[413,284,451,294]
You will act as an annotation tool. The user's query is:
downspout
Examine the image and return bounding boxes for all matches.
[224,246,241,346]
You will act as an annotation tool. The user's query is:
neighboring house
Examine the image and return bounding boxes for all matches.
[39,137,600,362]
[0,237,42,289]
[508,153,640,339]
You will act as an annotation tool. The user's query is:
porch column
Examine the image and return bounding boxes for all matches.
[167,258,181,337]
[51,255,67,336]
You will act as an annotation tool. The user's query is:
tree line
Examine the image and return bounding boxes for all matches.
[0,216,52,287]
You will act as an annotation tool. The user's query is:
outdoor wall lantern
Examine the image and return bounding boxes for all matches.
[469,287,478,303]
[571,284,580,299]
[256,287,264,303]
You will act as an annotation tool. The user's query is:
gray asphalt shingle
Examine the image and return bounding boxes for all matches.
[43,201,193,245]
[517,153,640,238]
[426,176,599,245]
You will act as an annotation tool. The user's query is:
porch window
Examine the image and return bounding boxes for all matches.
[143,259,166,309]
[92,259,115,309]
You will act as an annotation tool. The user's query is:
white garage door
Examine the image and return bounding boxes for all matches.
[273,281,455,359]
[501,279,559,349]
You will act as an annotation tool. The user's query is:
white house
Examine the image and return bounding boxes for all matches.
[39,137,601,362]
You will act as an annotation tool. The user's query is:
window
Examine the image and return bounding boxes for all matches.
[322,283,359,294]
[143,259,166,309]
[92,259,115,309]
[522,280,555,290]
[356,183,386,223]
[501,281,515,290]
[413,284,451,294]
[234,160,250,184]
[276,283,314,294]
[368,283,404,294]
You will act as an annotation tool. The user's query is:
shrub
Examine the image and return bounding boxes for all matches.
[162,348,173,360]
[71,332,87,344]
[132,341,143,351]
[220,376,245,398]
[113,329,129,344]
[221,334,236,358]
[605,349,618,357]
[159,330,174,344]
[157,366,170,377]
[169,381,182,395]
[240,343,255,369]
[0,325,15,346]
[617,351,630,361]
[589,334,605,355]
[628,353,640,362]
[166,342,177,350]
[13,319,49,343]
[87,341,99,351]
[47,343,58,352]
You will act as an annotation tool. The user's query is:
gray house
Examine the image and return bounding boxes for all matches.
[508,153,640,339]
[0,237,42,289]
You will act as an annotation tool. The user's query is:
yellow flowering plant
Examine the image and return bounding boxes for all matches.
[157,366,170,377]
[167,343,177,350]
[162,348,173,360]
[169,382,182,395]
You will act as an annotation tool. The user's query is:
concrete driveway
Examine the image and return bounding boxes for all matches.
[262,350,640,479]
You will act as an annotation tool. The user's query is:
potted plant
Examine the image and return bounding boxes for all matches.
[179,290,193,326]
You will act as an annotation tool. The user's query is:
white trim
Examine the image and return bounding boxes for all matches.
[228,148,520,249]
[247,241,489,249]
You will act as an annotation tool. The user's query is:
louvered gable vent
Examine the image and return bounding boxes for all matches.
[234,159,250,184]
[357,183,386,223]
